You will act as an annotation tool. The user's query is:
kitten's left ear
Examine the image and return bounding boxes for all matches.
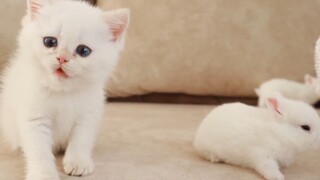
[103,9,130,42]
[27,0,50,20]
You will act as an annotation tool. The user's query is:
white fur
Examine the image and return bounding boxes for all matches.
[194,95,320,180]
[255,76,319,107]
[314,36,320,93]
[0,0,129,179]
[315,36,320,79]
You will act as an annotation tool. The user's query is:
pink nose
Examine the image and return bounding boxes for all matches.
[57,56,69,64]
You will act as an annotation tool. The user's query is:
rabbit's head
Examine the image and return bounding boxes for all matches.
[265,93,320,151]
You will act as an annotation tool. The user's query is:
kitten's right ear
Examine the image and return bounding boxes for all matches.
[27,0,48,20]
[103,9,130,42]
[265,93,285,117]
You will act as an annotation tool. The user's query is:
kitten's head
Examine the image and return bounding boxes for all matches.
[19,0,129,92]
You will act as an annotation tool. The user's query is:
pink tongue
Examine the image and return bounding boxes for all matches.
[55,68,68,78]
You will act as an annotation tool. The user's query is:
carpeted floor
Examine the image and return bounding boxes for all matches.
[0,103,320,180]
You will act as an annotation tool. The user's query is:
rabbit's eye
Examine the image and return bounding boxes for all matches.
[301,125,310,131]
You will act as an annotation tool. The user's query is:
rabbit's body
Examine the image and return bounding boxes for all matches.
[256,78,318,107]
[194,96,320,180]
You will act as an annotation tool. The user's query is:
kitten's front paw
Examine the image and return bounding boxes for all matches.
[63,156,94,176]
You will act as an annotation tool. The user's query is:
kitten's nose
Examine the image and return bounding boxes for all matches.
[57,56,69,64]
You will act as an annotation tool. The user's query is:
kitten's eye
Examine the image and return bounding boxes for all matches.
[76,45,91,57]
[301,125,310,131]
[43,37,58,48]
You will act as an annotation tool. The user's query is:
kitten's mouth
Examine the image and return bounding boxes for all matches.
[55,67,69,78]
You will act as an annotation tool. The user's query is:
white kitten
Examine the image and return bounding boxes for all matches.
[194,94,320,180]
[0,0,129,180]
[255,75,319,107]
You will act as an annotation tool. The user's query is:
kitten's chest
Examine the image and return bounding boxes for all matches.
[46,92,93,146]
[51,108,76,150]
[48,93,84,120]
[38,88,103,147]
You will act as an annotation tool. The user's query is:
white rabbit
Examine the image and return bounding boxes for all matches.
[255,74,319,107]
[193,94,320,180]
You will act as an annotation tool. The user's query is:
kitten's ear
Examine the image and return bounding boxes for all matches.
[27,0,50,20]
[265,93,285,117]
[103,9,130,42]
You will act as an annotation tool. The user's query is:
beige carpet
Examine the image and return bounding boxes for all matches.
[0,103,320,180]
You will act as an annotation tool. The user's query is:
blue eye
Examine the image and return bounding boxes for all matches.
[43,37,58,48]
[76,45,91,57]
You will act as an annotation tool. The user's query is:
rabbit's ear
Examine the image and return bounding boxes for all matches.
[304,74,316,85]
[265,94,284,116]
[254,89,260,96]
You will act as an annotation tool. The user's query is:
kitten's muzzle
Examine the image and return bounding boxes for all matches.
[57,56,69,64]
